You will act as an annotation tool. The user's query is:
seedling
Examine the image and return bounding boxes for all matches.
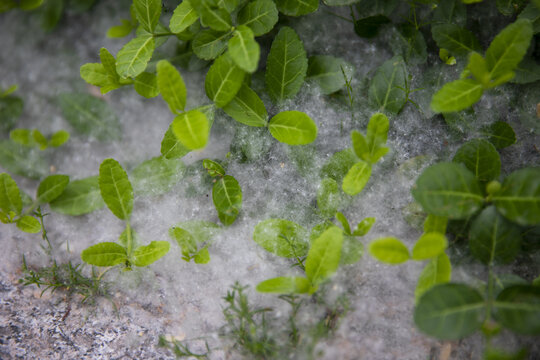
[10,128,69,150]
[203,159,242,226]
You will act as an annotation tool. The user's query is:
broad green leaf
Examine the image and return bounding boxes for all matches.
[107,19,133,38]
[268,111,317,145]
[213,175,242,226]
[340,235,364,265]
[192,29,229,60]
[134,72,159,98]
[256,276,311,293]
[195,0,232,31]
[275,0,318,16]
[412,232,448,261]
[160,126,190,159]
[415,253,451,301]
[171,227,197,258]
[518,2,540,34]
[305,226,343,285]
[157,60,187,114]
[133,0,161,33]
[131,157,185,195]
[79,63,111,88]
[58,93,121,141]
[39,0,63,31]
[431,24,481,56]
[0,173,22,215]
[494,285,540,335]
[203,159,225,177]
[223,84,267,127]
[365,112,389,163]
[467,52,490,85]
[452,139,501,182]
[50,176,105,216]
[320,148,357,184]
[430,79,483,113]
[0,140,48,179]
[369,237,410,264]
[484,121,516,149]
[171,109,210,150]
[317,178,341,218]
[266,26,308,103]
[512,57,540,84]
[469,206,521,265]
[432,0,466,26]
[116,34,155,78]
[36,174,69,204]
[194,247,210,263]
[412,162,484,219]
[16,215,41,233]
[485,19,533,81]
[368,56,407,114]
[205,53,245,107]
[253,218,308,258]
[99,159,133,220]
[423,214,448,234]
[493,168,540,225]
[342,161,372,196]
[306,55,354,95]
[228,25,260,73]
[170,0,199,34]
[81,242,127,266]
[353,217,375,236]
[49,130,69,147]
[132,241,170,266]
[353,15,390,38]
[237,0,278,36]
[414,283,484,339]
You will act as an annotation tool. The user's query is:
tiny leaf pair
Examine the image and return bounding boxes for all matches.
[203,159,242,226]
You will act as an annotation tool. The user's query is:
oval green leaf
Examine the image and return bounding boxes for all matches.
[305,226,343,285]
[116,34,155,78]
[306,55,353,95]
[205,53,245,107]
[253,218,308,258]
[16,215,41,233]
[81,242,127,267]
[453,139,501,182]
[0,173,22,215]
[275,0,318,16]
[368,237,410,264]
[412,232,448,261]
[268,111,317,145]
[430,79,484,113]
[228,25,260,73]
[171,109,210,150]
[170,0,199,34]
[368,56,407,114]
[494,285,540,335]
[342,160,372,196]
[157,60,187,114]
[222,84,267,127]
[99,158,133,220]
[256,276,311,294]
[213,175,242,226]
[237,0,278,36]
[493,168,540,225]
[415,253,452,301]
[132,241,170,267]
[50,176,105,216]
[36,174,69,204]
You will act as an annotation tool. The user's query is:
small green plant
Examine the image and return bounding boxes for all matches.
[203,158,242,226]
[81,158,170,269]
[10,128,69,150]
[169,220,220,264]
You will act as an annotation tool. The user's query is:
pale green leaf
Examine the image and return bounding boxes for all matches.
[342,160,372,196]
[116,34,155,78]
[99,158,133,220]
[132,241,170,266]
[203,159,226,177]
[160,126,190,159]
[253,218,308,258]
[170,0,199,34]
[134,71,159,98]
[335,212,351,234]
[50,176,105,216]
[133,0,161,32]
[268,111,317,145]
[412,232,448,261]
[0,140,48,179]
[107,19,134,38]
[415,253,452,301]
[194,247,210,263]
[493,168,540,225]
[368,237,410,264]
[228,25,260,73]
[171,109,210,150]
[205,53,245,107]
[0,173,22,215]
[430,79,483,113]
[213,175,242,226]
[36,174,69,204]
[157,60,187,114]
[256,276,311,293]
[340,235,364,265]
[237,0,278,36]
[49,130,69,147]
[368,56,408,114]
[353,217,375,236]
[222,84,267,127]
[317,178,341,218]
[275,0,318,16]
[131,156,185,195]
[265,26,308,102]
[16,215,41,233]
[81,242,127,266]
[305,226,343,285]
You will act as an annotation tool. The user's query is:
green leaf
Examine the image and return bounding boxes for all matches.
[99,159,133,220]
[423,214,448,234]
[0,140,48,179]
[36,174,69,204]
[170,221,219,261]
[431,24,481,56]
[50,176,105,216]
[256,276,311,293]
[79,63,112,88]
[512,57,540,84]
[335,212,351,234]
[203,159,226,177]
[132,157,185,196]
[213,175,242,226]
[353,15,390,38]
[353,217,375,236]
[134,71,159,98]
[16,215,41,233]
[363,112,389,163]
[484,121,516,149]
[107,19,134,38]
[237,0,278,36]
[223,84,267,127]
[253,219,308,258]
[194,248,210,263]
[196,0,232,31]
[368,237,410,264]
[430,79,483,113]
[452,139,501,182]
[228,25,260,73]
[170,0,199,34]
[485,19,533,81]
[412,232,448,261]
[160,126,190,159]
[116,34,155,78]
[275,0,318,16]
[58,93,121,141]
[0,96,23,132]
[320,148,357,184]
[317,178,341,218]
[31,130,47,150]
[342,161,372,196]
[0,173,22,215]
[171,109,210,150]
[81,242,127,267]
[494,285,540,335]
[493,168,540,225]
[390,24,427,65]
[133,0,161,33]
[306,55,354,95]
[192,29,230,60]
[205,53,245,107]
[132,241,170,266]
[49,130,69,147]
[432,0,466,26]
[157,60,187,114]
[467,52,490,85]
[268,111,317,145]
[39,0,63,31]
[415,253,452,301]
[368,56,407,114]
[518,2,540,34]
[469,206,521,265]
[19,0,43,11]
[414,283,485,339]
[305,226,343,285]
[412,162,484,219]
[266,26,308,103]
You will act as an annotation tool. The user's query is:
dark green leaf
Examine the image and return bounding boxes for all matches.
[368,56,407,114]
[493,168,540,225]
[353,15,390,38]
[222,84,267,127]
[275,0,318,16]
[306,55,354,95]
[192,29,230,60]
[431,24,481,56]
[452,139,501,182]
[484,121,516,149]
[494,285,540,335]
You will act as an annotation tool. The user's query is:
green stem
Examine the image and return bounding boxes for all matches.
[125,221,133,257]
